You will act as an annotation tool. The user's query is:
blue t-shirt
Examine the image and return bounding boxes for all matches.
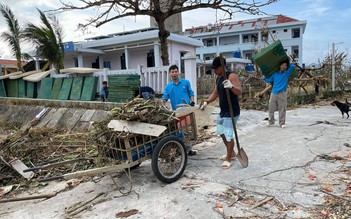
[162,78,195,110]
[264,63,295,94]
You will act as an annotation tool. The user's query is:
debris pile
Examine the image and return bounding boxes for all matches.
[0,98,177,186]
[0,128,98,186]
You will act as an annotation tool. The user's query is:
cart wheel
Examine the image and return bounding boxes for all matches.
[151,136,188,183]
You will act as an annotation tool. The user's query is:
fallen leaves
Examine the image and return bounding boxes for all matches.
[320,209,329,215]
[308,175,317,180]
[116,209,139,218]
[321,187,333,193]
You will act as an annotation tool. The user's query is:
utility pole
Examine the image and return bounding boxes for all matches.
[331,42,335,91]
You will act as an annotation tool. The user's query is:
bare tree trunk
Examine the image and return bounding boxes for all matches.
[157,19,170,66]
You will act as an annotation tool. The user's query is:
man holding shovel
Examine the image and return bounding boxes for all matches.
[200,57,242,169]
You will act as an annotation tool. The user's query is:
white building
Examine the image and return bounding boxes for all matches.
[184,15,307,64]
[63,28,203,73]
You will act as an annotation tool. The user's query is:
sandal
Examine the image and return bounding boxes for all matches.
[222,161,232,169]
[219,155,237,161]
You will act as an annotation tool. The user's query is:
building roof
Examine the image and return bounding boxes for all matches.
[0,59,27,68]
[184,15,307,36]
[79,29,203,49]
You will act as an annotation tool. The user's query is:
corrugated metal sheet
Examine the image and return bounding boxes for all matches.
[37,78,54,99]
[0,80,7,97]
[80,77,98,101]
[6,79,19,97]
[108,74,140,102]
[70,77,84,100]
[58,78,73,100]
[51,78,63,99]
[18,79,26,98]
[26,82,36,98]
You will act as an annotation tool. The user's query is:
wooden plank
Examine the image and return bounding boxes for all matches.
[23,69,55,82]
[36,109,57,128]
[26,82,35,98]
[80,109,96,122]
[91,110,108,122]
[0,80,7,97]
[80,77,98,101]
[66,110,86,131]
[58,78,73,100]
[0,71,22,80]
[46,108,68,128]
[37,78,54,99]
[51,78,63,99]
[9,70,41,79]
[6,79,19,97]
[107,120,167,137]
[9,158,34,179]
[60,67,99,74]
[18,79,26,98]
[69,77,84,100]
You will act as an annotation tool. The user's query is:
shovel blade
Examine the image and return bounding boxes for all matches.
[237,148,249,168]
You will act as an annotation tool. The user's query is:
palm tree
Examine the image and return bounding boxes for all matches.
[24,9,64,71]
[0,4,25,72]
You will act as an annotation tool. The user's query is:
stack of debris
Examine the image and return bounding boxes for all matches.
[0,98,176,186]
[107,74,140,102]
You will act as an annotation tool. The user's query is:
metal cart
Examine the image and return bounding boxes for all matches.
[37,111,197,184]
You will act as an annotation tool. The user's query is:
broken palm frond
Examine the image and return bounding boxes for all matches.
[0,128,99,186]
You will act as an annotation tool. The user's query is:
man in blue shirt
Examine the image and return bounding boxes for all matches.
[264,60,295,128]
[162,65,195,110]
[163,65,196,156]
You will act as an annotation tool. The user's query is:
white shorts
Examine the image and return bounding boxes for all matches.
[216,115,239,142]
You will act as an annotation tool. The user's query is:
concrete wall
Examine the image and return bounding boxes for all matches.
[102,52,122,70]
[169,41,196,73]
[129,49,149,69]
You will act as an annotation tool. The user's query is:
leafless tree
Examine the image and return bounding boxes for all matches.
[56,0,277,66]
[319,52,350,91]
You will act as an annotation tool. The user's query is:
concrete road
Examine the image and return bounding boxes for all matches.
[1,105,350,219]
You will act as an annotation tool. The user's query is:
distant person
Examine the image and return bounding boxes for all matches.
[101,81,109,102]
[264,59,295,128]
[205,69,212,75]
[135,86,155,100]
[162,65,195,110]
[200,57,242,169]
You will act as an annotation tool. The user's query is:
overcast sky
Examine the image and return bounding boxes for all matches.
[0,0,350,64]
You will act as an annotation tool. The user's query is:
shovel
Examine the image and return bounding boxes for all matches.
[219,54,249,168]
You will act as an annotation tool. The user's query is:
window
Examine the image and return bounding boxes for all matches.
[292,28,300,38]
[243,35,249,43]
[284,29,287,32]
[74,58,78,67]
[207,39,213,47]
[121,53,126,69]
[251,34,258,42]
[292,46,299,58]
[272,30,276,34]
[245,53,252,60]
[146,50,155,67]
[103,61,111,69]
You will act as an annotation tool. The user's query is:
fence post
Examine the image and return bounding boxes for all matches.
[183,53,198,103]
